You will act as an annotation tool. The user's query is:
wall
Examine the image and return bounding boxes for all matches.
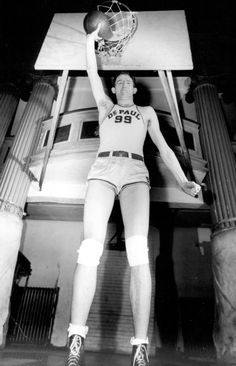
[174,227,213,298]
[20,219,83,346]
[55,75,197,120]
[19,218,213,348]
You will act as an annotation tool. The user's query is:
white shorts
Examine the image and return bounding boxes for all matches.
[87,155,150,195]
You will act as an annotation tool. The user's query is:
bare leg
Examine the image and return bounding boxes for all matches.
[119,183,151,340]
[129,264,152,339]
[71,264,97,326]
[71,180,115,326]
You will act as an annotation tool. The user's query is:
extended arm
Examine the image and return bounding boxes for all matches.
[147,107,201,197]
[86,28,113,119]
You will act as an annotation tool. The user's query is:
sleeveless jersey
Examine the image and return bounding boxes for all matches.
[98,104,148,156]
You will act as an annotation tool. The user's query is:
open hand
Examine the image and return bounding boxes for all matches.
[182,181,201,197]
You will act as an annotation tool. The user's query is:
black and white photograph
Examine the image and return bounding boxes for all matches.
[0,1,236,365]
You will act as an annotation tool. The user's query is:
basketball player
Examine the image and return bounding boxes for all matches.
[66,25,201,366]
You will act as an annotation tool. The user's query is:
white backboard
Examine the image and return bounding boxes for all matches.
[35,10,193,71]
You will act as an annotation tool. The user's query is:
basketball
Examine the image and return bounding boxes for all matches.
[83,10,112,40]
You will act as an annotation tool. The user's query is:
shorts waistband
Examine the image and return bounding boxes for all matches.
[97,151,144,161]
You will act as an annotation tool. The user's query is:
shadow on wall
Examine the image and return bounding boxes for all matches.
[155,210,179,349]
[154,210,215,354]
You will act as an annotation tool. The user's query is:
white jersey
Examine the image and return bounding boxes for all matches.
[98,104,148,156]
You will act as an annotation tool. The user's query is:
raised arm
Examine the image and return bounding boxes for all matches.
[86,28,113,120]
[147,106,201,197]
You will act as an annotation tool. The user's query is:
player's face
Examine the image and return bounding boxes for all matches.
[113,74,137,99]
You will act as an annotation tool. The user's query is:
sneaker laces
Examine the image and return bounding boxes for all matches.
[70,335,82,357]
[133,344,149,366]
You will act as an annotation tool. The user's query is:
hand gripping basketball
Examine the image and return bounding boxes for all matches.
[83,10,112,40]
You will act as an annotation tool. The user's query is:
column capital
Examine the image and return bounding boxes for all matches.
[30,72,58,88]
[0,81,20,98]
[19,72,58,101]
[0,71,58,102]
[185,74,226,103]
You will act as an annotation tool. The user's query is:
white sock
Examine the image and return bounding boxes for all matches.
[130,337,149,346]
[68,323,89,338]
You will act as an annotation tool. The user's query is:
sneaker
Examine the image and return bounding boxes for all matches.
[66,334,85,366]
[131,344,149,366]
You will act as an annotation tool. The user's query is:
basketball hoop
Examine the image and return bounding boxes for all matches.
[96,1,137,58]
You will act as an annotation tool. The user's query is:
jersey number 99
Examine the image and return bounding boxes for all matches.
[115,115,132,124]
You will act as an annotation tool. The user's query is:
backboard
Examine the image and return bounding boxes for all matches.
[34,10,193,71]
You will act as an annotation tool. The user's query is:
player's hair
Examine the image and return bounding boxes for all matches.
[112,72,137,87]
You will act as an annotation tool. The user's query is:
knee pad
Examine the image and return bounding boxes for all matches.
[126,235,149,267]
[77,239,103,266]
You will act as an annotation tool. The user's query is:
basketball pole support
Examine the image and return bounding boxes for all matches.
[158,70,196,182]
[158,71,192,354]
[39,69,69,190]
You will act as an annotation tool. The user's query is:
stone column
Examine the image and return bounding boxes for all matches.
[194,82,236,363]
[0,83,20,148]
[0,76,57,347]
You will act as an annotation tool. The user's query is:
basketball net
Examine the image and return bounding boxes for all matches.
[96,1,137,59]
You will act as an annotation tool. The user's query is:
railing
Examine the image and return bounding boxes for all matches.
[8,286,59,345]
